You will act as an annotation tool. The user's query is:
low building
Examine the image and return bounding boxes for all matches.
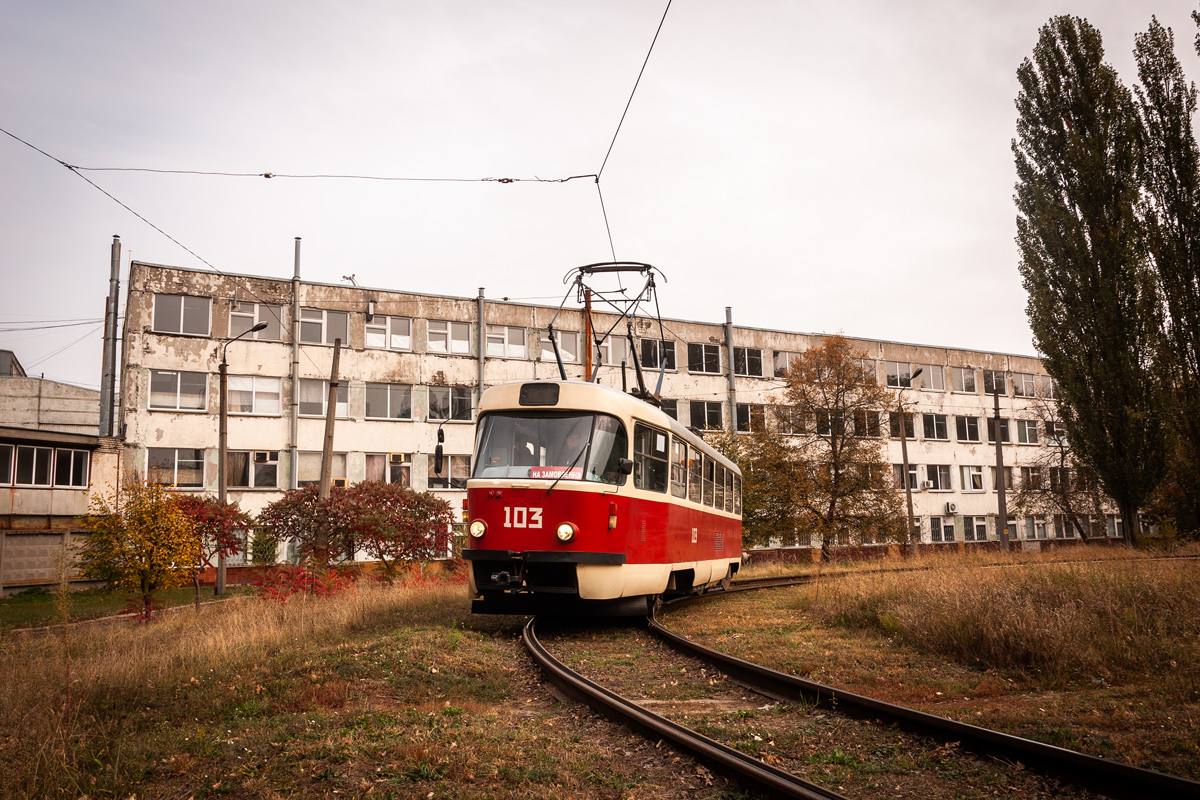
[118,260,1119,559]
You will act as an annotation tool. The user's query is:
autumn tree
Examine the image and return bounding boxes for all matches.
[77,474,199,615]
[175,495,254,609]
[707,426,800,549]
[337,482,455,578]
[1014,15,1164,545]
[256,484,346,566]
[778,335,905,558]
[1135,16,1200,536]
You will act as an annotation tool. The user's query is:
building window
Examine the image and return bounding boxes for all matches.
[960,465,984,492]
[486,325,527,359]
[1045,420,1064,443]
[687,343,722,374]
[990,466,1014,490]
[888,411,915,439]
[147,448,204,488]
[983,369,1007,395]
[428,320,471,354]
[299,308,349,346]
[633,423,669,493]
[852,410,879,437]
[53,448,89,488]
[428,386,472,421]
[14,445,53,486]
[951,366,976,393]
[956,416,980,442]
[228,376,281,415]
[963,515,988,541]
[733,347,763,377]
[149,370,207,411]
[641,339,676,371]
[1016,419,1039,444]
[689,401,722,429]
[297,452,346,488]
[366,453,411,487]
[1025,516,1048,539]
[1013,372,1037,397]
[227,450,278,489]
[930,517,949,542]
[1020,466,1042,489]
[230,301,282,341]
[1040,376,1059,399]
[540,330,579,363]
[659,399,678,420]
[735,403,765,432]
[428,454,469,489]
[0,444,11,484]
[917,364,945,391]
[153,293,210,336]
[884,361,913,388]
[893,464,918,490]
[927,464,951,491]
[365,315,412,351]
[922,413,948,441]
[987,417,1011,444]
[816,410,845,437]
[1106,515,1124,538]
[298,379,349,417]
[773,350,802,378]
[597,336,630,366]
[365,383,413,420]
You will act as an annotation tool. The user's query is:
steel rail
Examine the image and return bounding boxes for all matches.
[654,584,1200,800]
[522,617,848,800]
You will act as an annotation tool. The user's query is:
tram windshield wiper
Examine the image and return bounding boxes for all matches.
[545,440,589,495]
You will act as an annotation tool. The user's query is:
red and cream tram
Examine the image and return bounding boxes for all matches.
[464,380,742,615]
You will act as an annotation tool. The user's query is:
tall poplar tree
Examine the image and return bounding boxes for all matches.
[1013,16,1164,545]
[1135,17,1200,532]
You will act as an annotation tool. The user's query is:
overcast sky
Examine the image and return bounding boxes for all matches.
[3,0,1197,390]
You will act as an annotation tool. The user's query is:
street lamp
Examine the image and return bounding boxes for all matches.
[217,320,268,595]
[898,367,923,552]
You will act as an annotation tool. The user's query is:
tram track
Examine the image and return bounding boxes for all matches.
[524,573,1200,799]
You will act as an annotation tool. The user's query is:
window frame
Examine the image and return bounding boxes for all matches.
[955,415,980,443]
[926,464,952,491]
[428,385,473,422]
[640,339,677,371]
[147,447,205,488]
[298,378,349,418]
[152,293,211,336]
[539,330,580,364]
[951,366,977,393]
[687,342,722,375]
[1012,372,1037,397]
[982,369,1007,396]
[226,450,279,490]
[1016,419,1039,444]
[149,369,208,412]
[365,382,414,421]
[733,347,763,378]
[922,413,948,441]
[297,451,347,488]
[230,301,282,341]
[427,319,471,355]
[773,350,802,378]
[366,452,412,487]
[427,454,469,490]
[365,315,413,351]
[485,325,527,359]
[885,361,913,388]
[689,400,722,429]
[960,465,984,492]
[228,375,282,416]
[298,307,349,346]
[14,445,53,487]
[917,364,945,391]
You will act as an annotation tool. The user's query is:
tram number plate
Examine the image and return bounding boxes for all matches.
[503,506,543,529]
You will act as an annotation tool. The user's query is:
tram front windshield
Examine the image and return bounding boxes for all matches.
[472,411,628,484]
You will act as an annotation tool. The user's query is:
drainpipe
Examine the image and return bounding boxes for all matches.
[724,307,737,431]
[100,235,120,436]
[290,238,301,489]
[477,288,486,402]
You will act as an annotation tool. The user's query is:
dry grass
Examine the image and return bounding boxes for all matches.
[798,552,1200,694]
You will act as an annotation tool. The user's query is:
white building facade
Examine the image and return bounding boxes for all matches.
[119,261,1117,554]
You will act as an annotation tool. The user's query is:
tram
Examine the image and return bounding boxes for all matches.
[463,380,743,615]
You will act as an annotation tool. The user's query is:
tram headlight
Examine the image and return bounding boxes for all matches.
[555,522,577,543]
[468,519,487,539]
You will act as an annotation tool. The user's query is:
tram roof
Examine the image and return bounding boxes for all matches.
[478,380,740,475]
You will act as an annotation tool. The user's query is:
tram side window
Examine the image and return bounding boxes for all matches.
[733,474,742,515]
[687,445,702,504]
[670,437,687,498]
[715,464,726,510]
[703,457,715,507]
[633,423,669,493]
[724,469,734,513]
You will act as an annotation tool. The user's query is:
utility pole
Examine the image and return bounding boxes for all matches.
[100,235,121,436]
[898,367,923,552]
[318,338,342,501]
[993,379,1011,551]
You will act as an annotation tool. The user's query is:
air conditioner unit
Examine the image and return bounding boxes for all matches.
[921,480,934,489]
[333,478,347,488]
[945,502,958,514]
